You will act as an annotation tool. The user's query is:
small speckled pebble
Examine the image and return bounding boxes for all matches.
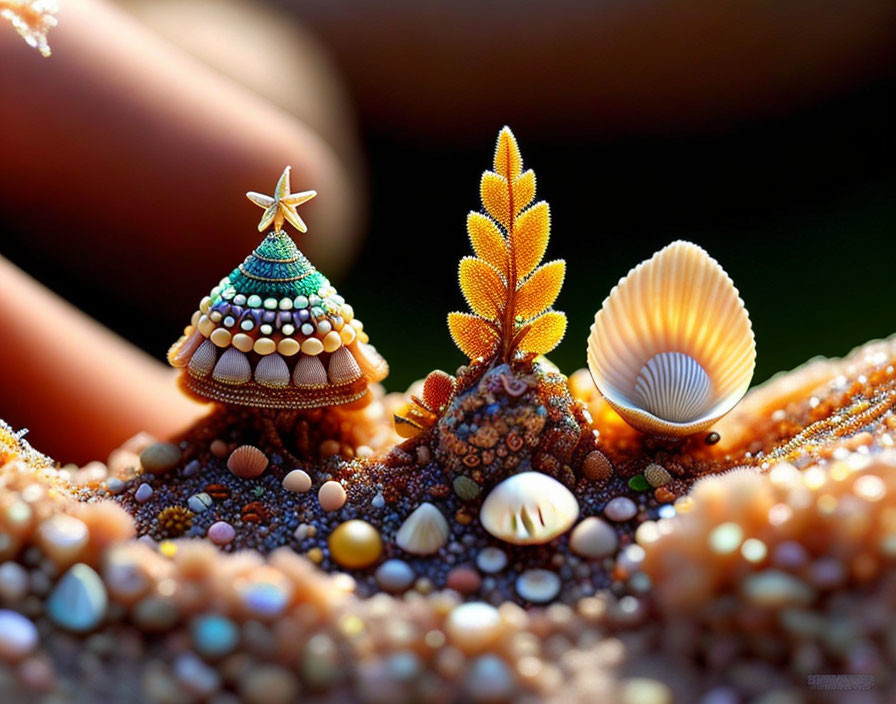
[208,522,235,546]
[475,547,507,574]
[135,483,153,503]
[183,459,201,477]
[604,496,637,522]
[139,443,181,475]
[106,478,125,495]
[47,563,108,633]
[0,609,38,661]
[188,493,213,513]
[375,559,415,593]
[515,568,561,603]
[446,566,482,594]
[569,517,618,558]
[282,469,312,493]
[318,481,347,512]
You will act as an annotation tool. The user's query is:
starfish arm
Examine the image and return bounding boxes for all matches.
[281,190,317,207]
[246,191,275,208]
[275,167,292,199]
[281,205,308,233]
[257,205,277,231]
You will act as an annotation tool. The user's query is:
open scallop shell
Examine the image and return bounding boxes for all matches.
[587,240,755,436]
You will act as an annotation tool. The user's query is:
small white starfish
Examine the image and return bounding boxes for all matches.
[246,165,317,234]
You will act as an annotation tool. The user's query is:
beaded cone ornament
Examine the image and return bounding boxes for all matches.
[168,167,388,409]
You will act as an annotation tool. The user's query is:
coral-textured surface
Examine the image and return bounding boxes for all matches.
[3,334,896,701]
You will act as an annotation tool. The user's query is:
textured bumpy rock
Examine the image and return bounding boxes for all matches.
[3,335,896,701]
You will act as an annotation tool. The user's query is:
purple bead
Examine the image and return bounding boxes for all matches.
[296,309,311,323]
[277,311,292,327]
[262,311,277,323]
[229,305,243,319]
[250,310,263,324]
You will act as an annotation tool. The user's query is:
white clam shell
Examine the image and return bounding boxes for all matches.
[395,502,449,555]
[479,472,579,546]
[587,240,755,436]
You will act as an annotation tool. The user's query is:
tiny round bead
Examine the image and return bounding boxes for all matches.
[317,320,333,334]
[232,334,254,353]
[279,298,293,310]
[199,296,212,313]
[302,338,324,356]
[223,316,235,328]
[263,298,278,310]
[260,324,273,335]
[240,319,254,331]
[282,324,295,336]
[210,328,232,347]
[247,295,262,308]
[254,338,276,355]
[277,339,300,356]
[301,323,314,336]
[294,296,309,309]
[323,331,342,353]
[340,326,356,345]
[233,294,247,306]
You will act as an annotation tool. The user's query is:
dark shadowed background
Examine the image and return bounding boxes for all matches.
[3,0,896,394]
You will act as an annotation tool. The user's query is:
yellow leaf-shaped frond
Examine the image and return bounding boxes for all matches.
[459,257,505,319]
[512,170,536,217]
[480,172,510,229]
[494,127,523,181]
[515,260,566,321]
[516,311,567,356]
[510,201,550,279]
[467,212,507,273]
[448,312,499,360]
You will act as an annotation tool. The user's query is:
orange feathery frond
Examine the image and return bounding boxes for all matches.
[459,257,505,318]
[480,172,510,229]
[515,260,566,320]
[516,311,567,355]
[450,126,567,363]
[467,213,507,272]
[494,128,523,180]
[510,202,550,279]
[448,312,499,360]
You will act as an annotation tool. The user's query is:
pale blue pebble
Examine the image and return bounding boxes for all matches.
[135,483,153,503]
[192,614,238,658]
[47,563,108,633]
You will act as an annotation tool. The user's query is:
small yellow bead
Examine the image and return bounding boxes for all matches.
[190,310,201,327]
[306,547,323,564]
[358,331,370,344]
[340,326,356,345]
[323,331,342,353]
[278,338,300,356]
[302,337,324,356]
[198,315,215,337]
[232,333,254,353]
[210,328,232,348]
[199,296,212,314]
[253,338,276,355]
[328,520,382,569]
